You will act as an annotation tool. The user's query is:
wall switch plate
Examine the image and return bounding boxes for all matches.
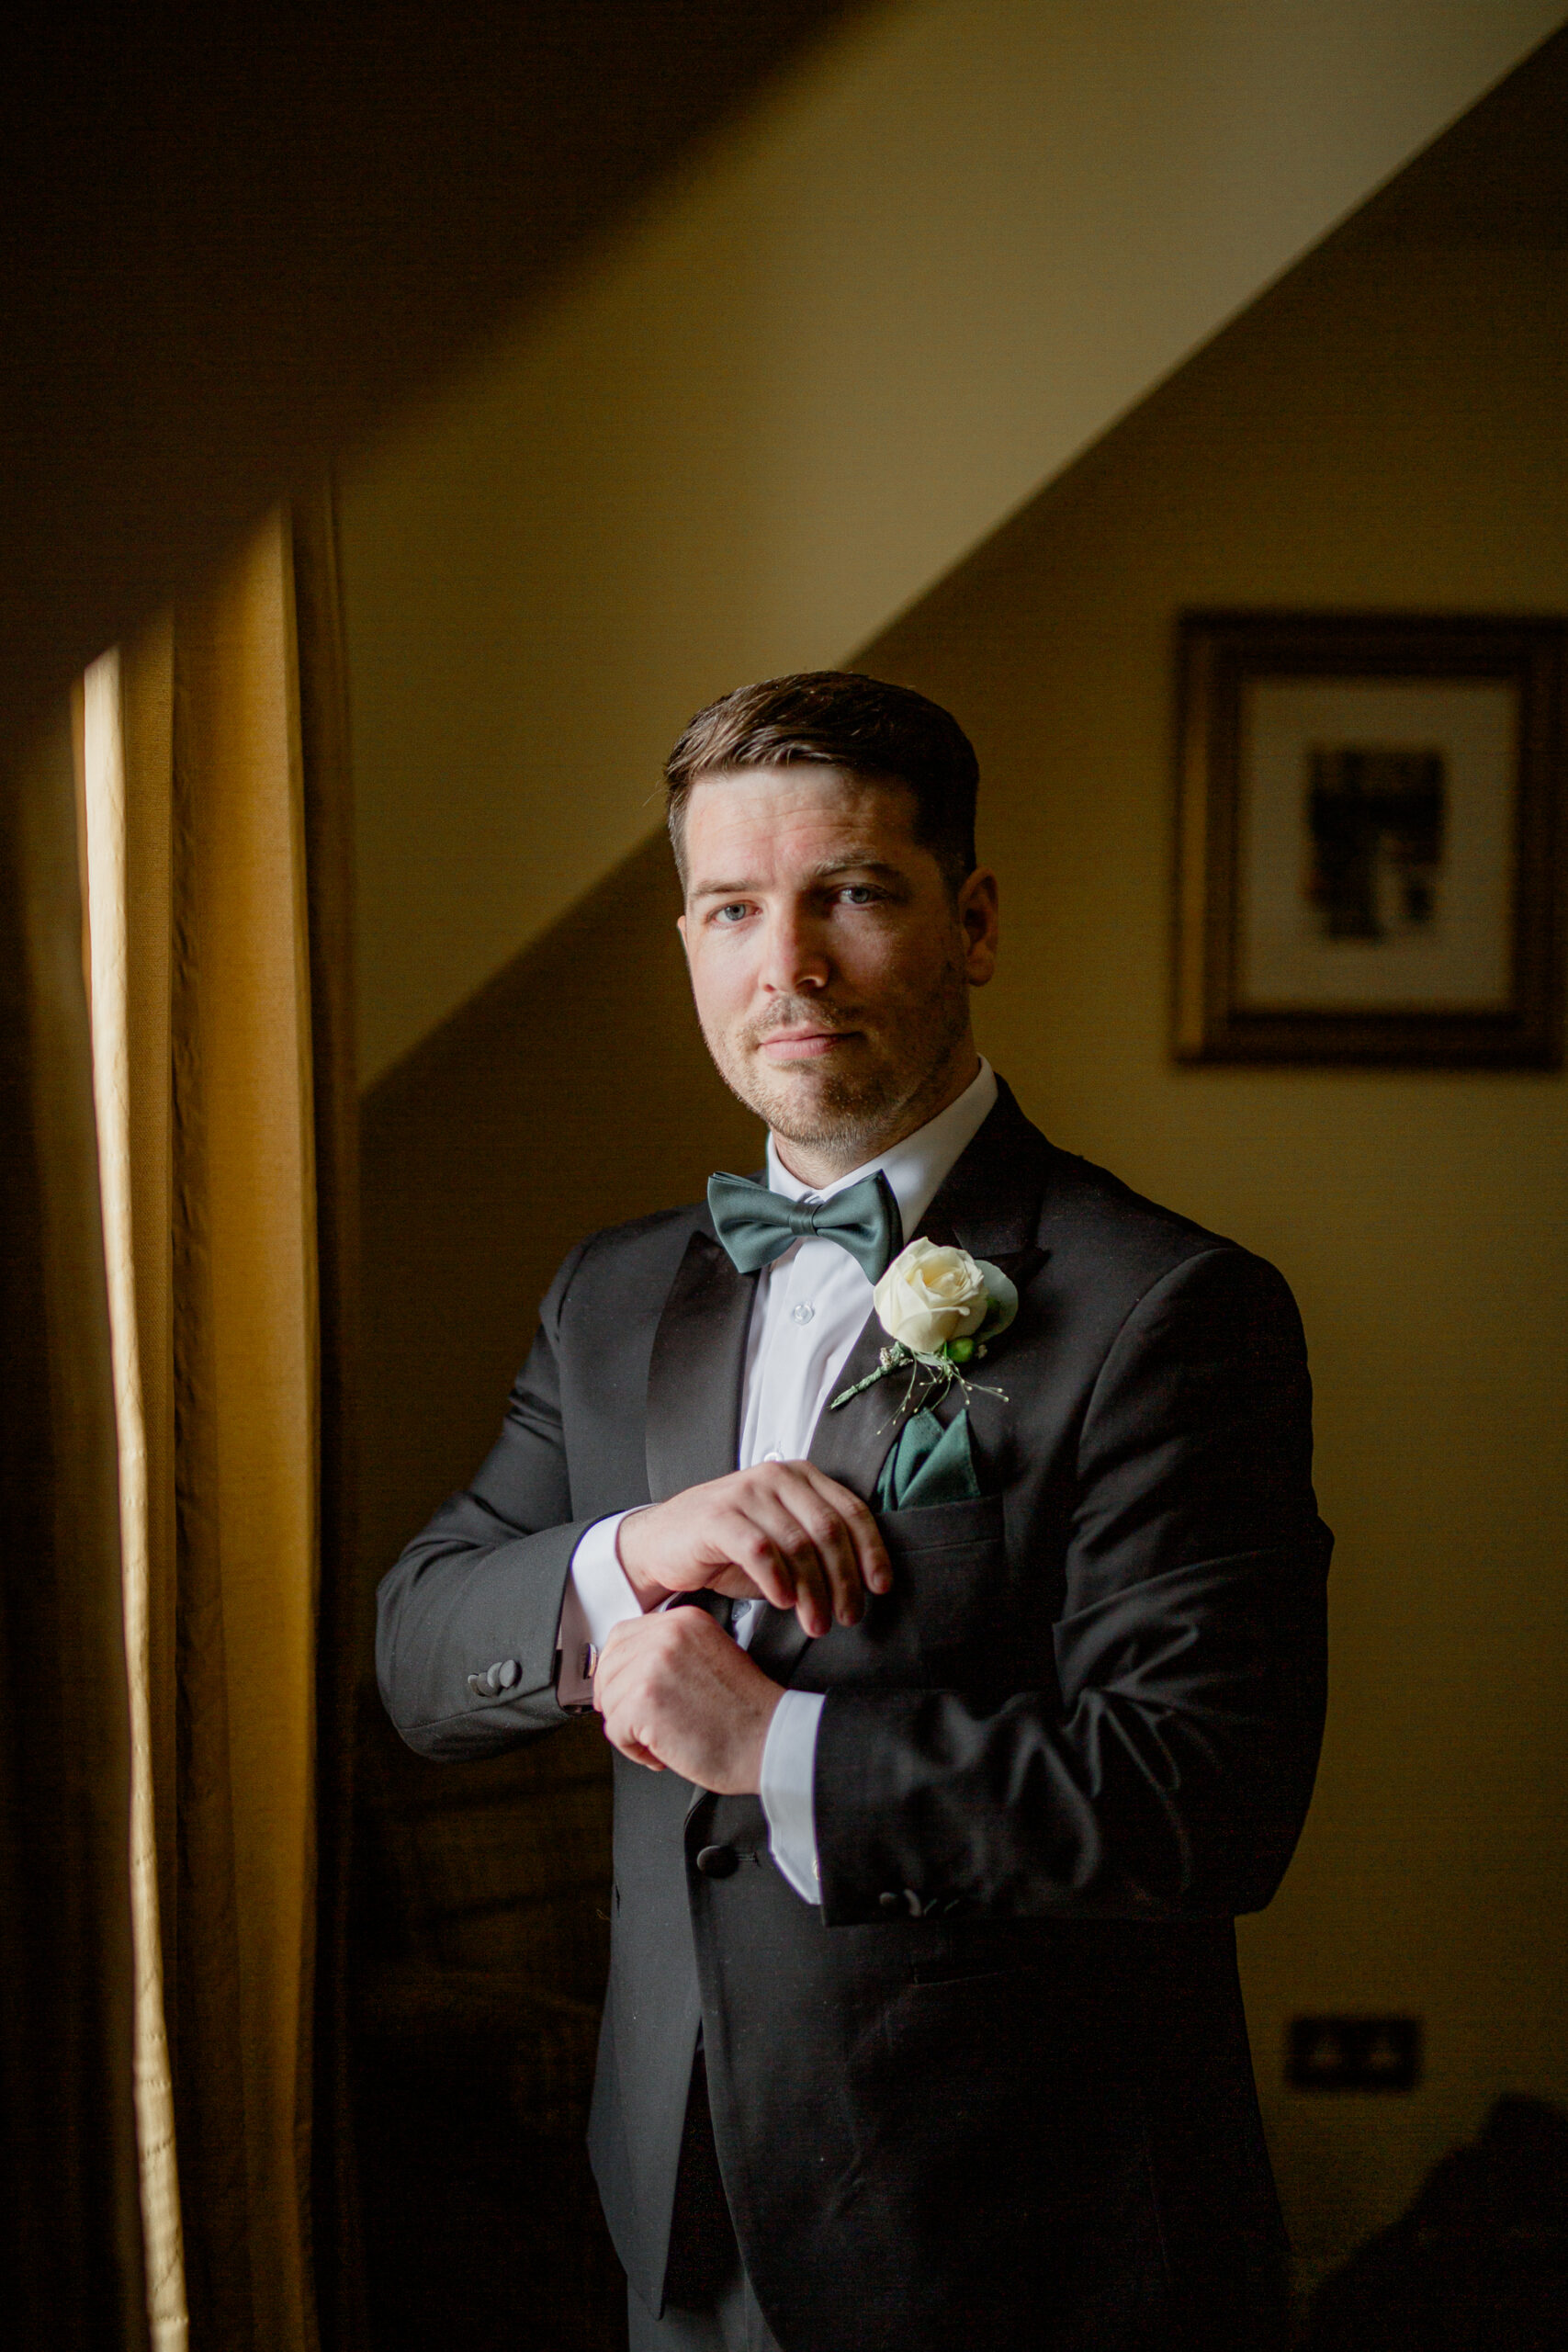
[1287,2015,1422,2092]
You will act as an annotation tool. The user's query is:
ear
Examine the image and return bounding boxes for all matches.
[676,910,690,958]
[956,867,998,987]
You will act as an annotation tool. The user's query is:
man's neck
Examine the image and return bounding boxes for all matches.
[770,1048,983,1191]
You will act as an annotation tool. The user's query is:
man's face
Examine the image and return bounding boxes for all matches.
[677,763,998,1174]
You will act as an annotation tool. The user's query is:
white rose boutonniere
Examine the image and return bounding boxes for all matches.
[874,1237,996,1357]
[830,1238,1018,1414]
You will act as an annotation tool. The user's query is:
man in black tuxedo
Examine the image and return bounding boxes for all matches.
[377,672,1329,2351]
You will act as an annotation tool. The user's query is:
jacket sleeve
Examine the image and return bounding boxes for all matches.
[376,1240,602,1758]
[812,1245,1331,1923]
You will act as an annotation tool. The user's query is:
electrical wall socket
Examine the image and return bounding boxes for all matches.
[1287,2015,1422,2092]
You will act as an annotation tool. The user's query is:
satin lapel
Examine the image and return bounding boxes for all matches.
[919,1080,1046,1263]
[752,1087,1054,1686]
[645,1228,756,1503]
[807,1307,907,1496]
[748,1305,910,1685]
[750,1087,1062,1687]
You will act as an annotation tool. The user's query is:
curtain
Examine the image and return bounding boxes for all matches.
[79,502,362,2352]
[0,685,148,2352]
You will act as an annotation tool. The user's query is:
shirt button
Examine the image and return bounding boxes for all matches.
[792,1301,816,1325]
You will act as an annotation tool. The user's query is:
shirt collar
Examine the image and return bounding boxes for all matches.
[765,1057,998,1244]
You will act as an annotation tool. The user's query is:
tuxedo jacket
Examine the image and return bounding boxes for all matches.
[377,1082,1330,2352]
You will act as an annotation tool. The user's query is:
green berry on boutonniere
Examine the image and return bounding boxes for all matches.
[829,1239,1017,1412]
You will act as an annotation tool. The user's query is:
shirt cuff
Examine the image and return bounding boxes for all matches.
[759,1689,826,1905]
[556,1511,646,1707]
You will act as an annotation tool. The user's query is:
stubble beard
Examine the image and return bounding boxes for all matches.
[706,956,975,1168]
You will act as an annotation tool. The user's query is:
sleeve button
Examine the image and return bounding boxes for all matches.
[498,1658,519,1689]
[878,1891,901,1915]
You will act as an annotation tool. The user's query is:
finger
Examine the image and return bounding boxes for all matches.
[732,1491,836,1635]
[753,1466,884,1627]
[751,1476,857,1630]
[591,1624,633,1707]
[602,1715,664,1770]
[594,1608,702,1736]
[709,1565,765,1602]
[710,1507,810,1618]
[592,1618,657,1713]
[597,1611,648,1659]
[772,1473,878,1627]
[594,1645,670,1766]
[801,1465,893,1596]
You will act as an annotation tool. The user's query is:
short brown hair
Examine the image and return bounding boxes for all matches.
[664,671,979,891]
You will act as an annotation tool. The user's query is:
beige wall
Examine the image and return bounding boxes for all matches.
[354,40,1568,2297]
[862,231,1568,2271]
[341,0,1565,1086]
[359,217,1567,2278]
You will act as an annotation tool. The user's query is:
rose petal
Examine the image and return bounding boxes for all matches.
[875,1238,991,1351]
[895,1304,959,1353]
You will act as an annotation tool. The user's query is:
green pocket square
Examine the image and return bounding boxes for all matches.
[874,1406,981,1511]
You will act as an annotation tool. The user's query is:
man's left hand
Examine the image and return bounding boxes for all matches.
[593,1606,782,1793]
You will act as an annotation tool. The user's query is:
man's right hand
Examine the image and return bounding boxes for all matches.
[616,1462,891,1640]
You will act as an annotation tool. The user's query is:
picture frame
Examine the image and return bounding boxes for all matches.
[1173,610,1565,1067]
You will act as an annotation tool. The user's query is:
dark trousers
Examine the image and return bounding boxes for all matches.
[626,2048,784,2352]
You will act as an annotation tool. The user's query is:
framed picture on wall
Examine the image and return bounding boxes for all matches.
[1173,610,1565,1067]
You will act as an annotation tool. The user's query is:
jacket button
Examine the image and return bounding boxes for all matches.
[497,1657,519,1689]
[695,1844,739,1879]
[878,1891,901,1914]
[484,1662,503,1692]
[467,1674,485,1697]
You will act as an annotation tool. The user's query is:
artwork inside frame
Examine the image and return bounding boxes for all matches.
[1173,611,1565,1068]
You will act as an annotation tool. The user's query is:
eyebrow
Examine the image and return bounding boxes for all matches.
[689,857,908,899]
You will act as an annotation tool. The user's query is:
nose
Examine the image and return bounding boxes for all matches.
[759,902,830,996]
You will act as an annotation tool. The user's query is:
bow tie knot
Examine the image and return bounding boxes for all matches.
[707,1169,902,1285]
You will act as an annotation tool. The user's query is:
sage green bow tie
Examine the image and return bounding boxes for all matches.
[707,1169,902,1284]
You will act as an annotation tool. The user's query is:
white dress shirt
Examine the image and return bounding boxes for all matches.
[558,1058,998,1903]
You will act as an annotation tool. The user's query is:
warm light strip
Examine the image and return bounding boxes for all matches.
[83,649,190,2352]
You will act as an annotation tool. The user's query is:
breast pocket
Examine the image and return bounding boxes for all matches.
[801,1492,1015,1690]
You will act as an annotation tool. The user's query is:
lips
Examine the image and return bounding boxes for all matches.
[757,1028,853,1061]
